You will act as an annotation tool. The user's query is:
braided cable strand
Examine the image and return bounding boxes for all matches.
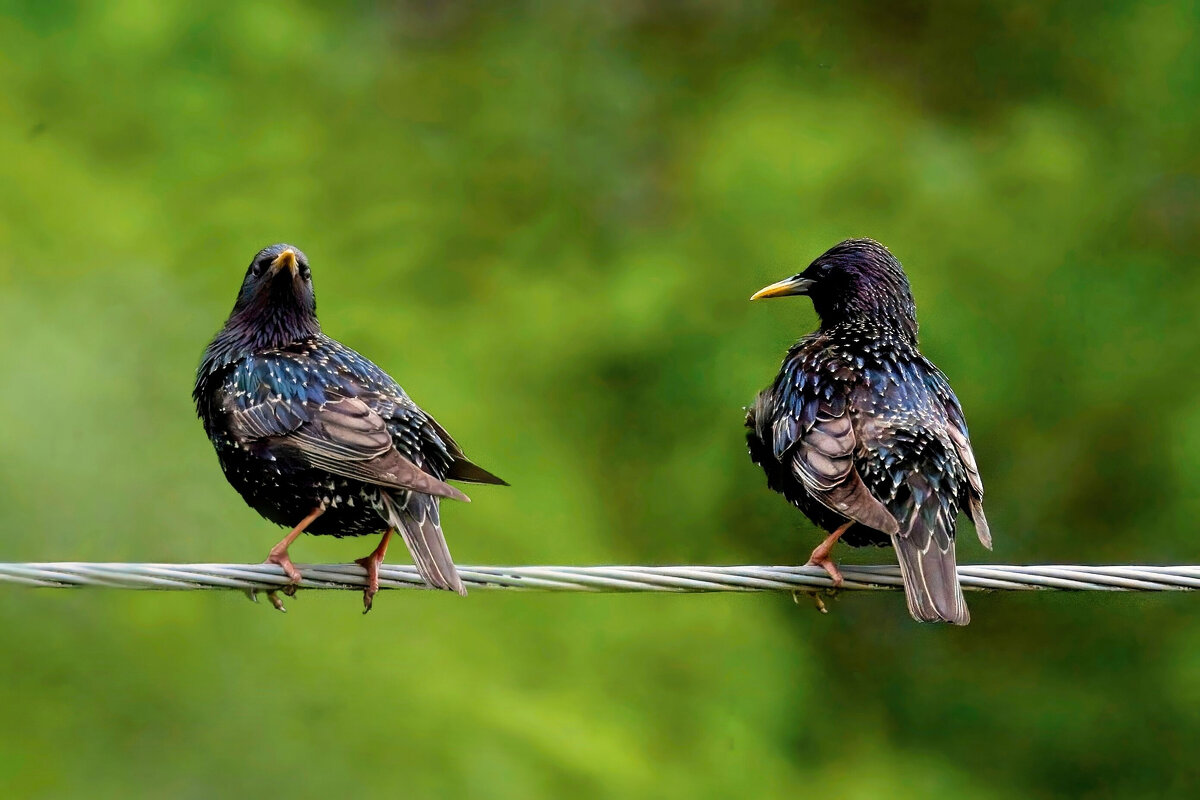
[1,563,1199,593]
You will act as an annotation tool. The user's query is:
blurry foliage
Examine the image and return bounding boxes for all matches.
[1,1,1200,797]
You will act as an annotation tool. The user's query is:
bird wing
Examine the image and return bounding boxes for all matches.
[769,364,899,535]
[423,414,509,486]
[223,358,468,503]
[299,337,507,487]
[928,365,991,549]
[355,394,506,486]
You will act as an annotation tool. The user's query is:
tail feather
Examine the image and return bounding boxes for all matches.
[891,521,970,626]
[383,493,467,596]
[446,458,509,486]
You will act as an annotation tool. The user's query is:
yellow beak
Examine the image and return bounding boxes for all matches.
[270,249,298,275]
[750,275,814,301]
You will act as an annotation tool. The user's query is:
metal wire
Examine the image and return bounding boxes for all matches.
[2,562,1199,594]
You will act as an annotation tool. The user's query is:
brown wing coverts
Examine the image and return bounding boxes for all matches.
[229,393,468,502]
[762,372,900,536]
[791,407,900,536]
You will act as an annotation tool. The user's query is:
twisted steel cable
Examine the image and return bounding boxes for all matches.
[1,563,1199,594]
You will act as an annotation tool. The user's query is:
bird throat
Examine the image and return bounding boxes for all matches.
[219,283,321,359]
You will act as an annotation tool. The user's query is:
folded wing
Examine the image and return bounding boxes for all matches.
[224,360,468,503]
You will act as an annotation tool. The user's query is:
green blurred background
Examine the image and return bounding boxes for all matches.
[2,1,1200,797]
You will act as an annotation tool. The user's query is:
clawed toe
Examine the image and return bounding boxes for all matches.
[803,521,851,589]
[254,506,324,610]
[244,587,288,612]
[265,549,303,585]
[259,551,301,613]
[355,528,393,615]
[806,554,844,587]
[265,590,288,612]
[356,555,380,614]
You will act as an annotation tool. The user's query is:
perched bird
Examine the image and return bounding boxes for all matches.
[746,239,990,625]
[194,244,506,611]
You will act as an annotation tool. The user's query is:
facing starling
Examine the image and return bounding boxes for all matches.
[194,244,506,611]
[746,239,990,625]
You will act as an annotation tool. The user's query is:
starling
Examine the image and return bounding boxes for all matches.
[193,244,506,611]
[746,239,990,625]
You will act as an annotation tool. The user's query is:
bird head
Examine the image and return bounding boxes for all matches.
[224,243,321,349]
[751,238,918,339]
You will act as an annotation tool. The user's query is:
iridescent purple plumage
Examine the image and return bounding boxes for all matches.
[747,239,990,625]
[194,244,505,611]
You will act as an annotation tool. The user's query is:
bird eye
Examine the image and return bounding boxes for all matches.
[809,263,832,281]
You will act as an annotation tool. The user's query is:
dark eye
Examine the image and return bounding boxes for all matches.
[252,258,271,276]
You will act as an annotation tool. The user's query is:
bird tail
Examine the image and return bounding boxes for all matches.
[892,534,969,625]
[382,492,467,596]
[446,457,509,486]
[890,495,969,625]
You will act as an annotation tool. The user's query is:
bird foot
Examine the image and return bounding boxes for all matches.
[355,554,381,614]
[806,552,844,587]
[354,528,393,614]
[265,548,303,585]
[257,548,302,613]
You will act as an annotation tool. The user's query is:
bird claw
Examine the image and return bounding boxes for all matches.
[355,555,379,615]
[243,587,288,612]
[791,589,835,614]
[806,554,844,587]
[812,593,829,614]
[266,590,288,612]
[259,550,302,612]
[266,558,302,585]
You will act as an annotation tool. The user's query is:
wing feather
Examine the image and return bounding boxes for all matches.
[772,366,900,536]
[930,364,991,550]
[224,359,468,502]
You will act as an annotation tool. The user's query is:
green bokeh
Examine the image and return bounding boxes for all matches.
[2,2,1199,797]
